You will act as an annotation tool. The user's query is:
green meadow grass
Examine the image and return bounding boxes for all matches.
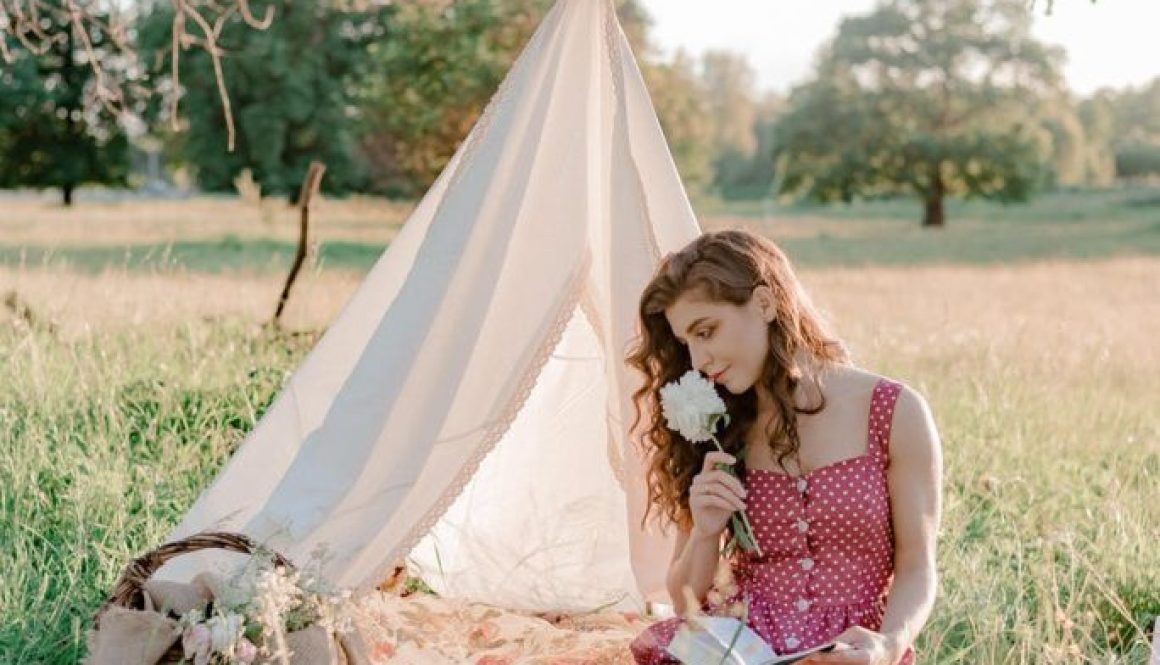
[1,190,1158,663]
[871,333,1160,664]
[3,187,1159,275]
[0,324,314,663]
[703,186,1160,268]
[697,185,1160,225]
[0,238,385,276]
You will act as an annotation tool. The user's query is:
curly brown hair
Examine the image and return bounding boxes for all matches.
[625,229,851,533]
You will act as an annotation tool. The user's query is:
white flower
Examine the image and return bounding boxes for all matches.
[206,612,246,652]
[659,369,729,442]
[253,565,304,619]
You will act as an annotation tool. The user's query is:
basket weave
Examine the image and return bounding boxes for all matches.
[90,530,296,664]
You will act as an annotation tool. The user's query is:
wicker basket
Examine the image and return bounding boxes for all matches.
[90,530,295,664]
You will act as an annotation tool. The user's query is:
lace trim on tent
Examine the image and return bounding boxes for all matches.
[604,1,663,265]
[579,287,629,492]
[368,246,595,591]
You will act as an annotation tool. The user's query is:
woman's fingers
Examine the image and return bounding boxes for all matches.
[702,470,747,498]
[692,471,747,502]
[691,484,746,512]
[701,451,735,473]
[691,495,739,514]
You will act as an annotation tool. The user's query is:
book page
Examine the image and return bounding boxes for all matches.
[664,616,840,665]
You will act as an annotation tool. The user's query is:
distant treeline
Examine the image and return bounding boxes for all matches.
[1,0,1157,224]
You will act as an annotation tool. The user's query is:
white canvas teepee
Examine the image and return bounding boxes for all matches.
[156,0,700,613]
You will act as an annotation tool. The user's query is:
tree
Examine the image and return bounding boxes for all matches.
[1105,78,1160,180]
[622,3,720,197]
[694,50,786,200]
[724,92,784,200]
[699,50,758,197]
[355,0,687,198]
[774,0,1065,227]
[0,7,129,205]
[642,49,715,196]
[356,0,553,197]
[1038,101,1091,188]
[701,51,758,158]
[137,0,389,198]
[1074,94,1117,185]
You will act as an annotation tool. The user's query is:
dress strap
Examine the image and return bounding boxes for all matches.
[867,378,903,466]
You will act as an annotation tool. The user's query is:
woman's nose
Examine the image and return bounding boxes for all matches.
[690,346,712,373]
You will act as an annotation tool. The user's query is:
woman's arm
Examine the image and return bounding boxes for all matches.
[666,523,723,615]
[879,385,943,659]
[666,450,745,615]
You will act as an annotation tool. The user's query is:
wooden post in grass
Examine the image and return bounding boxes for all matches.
[272,161,326,328]
[3,290,58,336]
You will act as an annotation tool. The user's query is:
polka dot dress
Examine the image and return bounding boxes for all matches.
[631,379,917,665]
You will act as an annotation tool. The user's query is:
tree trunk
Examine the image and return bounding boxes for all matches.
[62,184,74,207]
[922,174,945,228]
[922,193,944,227]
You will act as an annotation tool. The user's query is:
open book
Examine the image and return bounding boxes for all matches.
[665,616,838,665]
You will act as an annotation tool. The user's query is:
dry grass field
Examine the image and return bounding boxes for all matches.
[1,192,1158,663]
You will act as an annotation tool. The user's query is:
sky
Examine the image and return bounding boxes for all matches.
[637,0,1160,97]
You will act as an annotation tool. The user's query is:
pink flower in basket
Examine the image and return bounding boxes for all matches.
[235,637,258,663]
[182,623,212,665]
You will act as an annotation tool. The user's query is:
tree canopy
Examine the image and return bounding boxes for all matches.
[137,0,391,197]
[0,0,1150,212]
[773,0,1067,226]
[0,6,129,205]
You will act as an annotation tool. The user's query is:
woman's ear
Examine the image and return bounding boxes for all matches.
[753,285,776,323]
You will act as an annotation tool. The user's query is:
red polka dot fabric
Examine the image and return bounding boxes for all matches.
[631,379,917,664]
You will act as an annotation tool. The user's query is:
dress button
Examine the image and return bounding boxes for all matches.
[796,519,809,532]
[795,598,810,612]
[800,557,815,570]
[785,636,800,649]
[796,477,808,492]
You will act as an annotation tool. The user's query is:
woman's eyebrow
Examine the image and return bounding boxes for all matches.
[675,317,711,341]
[684,317,710,335]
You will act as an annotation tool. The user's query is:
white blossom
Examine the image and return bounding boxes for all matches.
[253,566,303,618]
[175,544,359,663]
[206,612,246,652]
[659,369,729,442]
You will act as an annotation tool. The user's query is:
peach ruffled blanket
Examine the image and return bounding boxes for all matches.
[346,591,654,664]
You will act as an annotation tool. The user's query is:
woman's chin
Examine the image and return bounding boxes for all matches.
[719,380,744,394]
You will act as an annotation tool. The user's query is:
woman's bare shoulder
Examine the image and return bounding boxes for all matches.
[823,364,933,423]
[820,362,895,396]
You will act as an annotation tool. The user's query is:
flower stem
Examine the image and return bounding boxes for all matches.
[709,435,764,558]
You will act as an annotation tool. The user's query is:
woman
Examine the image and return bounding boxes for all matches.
[626,230,941,664]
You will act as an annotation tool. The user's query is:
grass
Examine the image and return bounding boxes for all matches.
[3,187,1160,274]
[0,322,312,663]
[696,185,1160,225]
[1,190,1159,663]
[0,237,388,275]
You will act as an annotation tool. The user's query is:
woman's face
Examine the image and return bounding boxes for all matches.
[664,286,774,394]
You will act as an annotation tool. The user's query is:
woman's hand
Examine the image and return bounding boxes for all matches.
[688,451,747,541]
[798,626,906,664]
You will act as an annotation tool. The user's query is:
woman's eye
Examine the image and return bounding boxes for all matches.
[697,328,714,340]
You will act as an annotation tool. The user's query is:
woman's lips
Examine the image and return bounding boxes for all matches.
[711,368,728,383]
